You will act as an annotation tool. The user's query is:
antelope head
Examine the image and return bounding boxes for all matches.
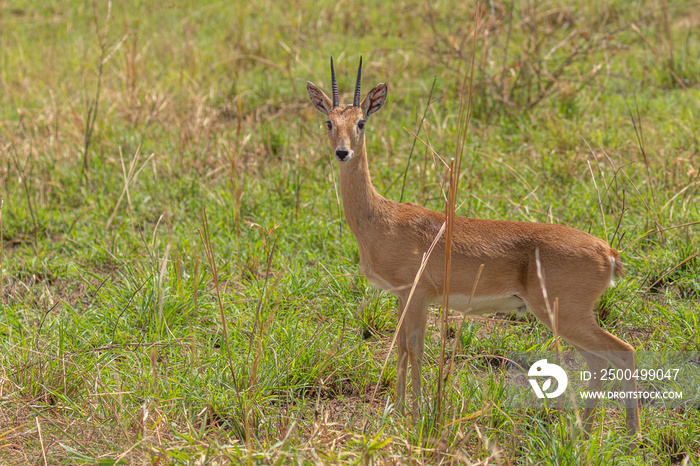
[306,57,388,163]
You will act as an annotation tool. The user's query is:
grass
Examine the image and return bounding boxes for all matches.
[1,0,699,464]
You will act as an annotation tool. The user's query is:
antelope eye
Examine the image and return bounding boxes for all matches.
[357,120,365,130]
[326,120,333,130]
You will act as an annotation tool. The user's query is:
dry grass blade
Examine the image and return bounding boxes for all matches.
[437,158,456,419]
[643,251,699,295]
[106,147,155,230]
[157,243,171,337]
[629,22,686,89]
[535,248,560,354]
[622,220,700,253]
[581,135,608,238]
[35,417,47,466]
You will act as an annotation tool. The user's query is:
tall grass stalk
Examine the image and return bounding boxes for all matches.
[248,236,278,388]
[81,1,111,182]
[437,2,482,423]
[198,210,238,389]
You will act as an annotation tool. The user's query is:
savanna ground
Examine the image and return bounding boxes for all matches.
[1,0,699,464]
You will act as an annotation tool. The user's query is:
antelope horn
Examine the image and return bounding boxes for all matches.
[353,56,363,107]
[331,57,339,108]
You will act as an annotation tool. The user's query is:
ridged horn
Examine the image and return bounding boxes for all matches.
[330,57,339,108]
[353,56,363,107]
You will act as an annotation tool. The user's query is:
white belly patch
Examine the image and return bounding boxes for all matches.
[366,272,395,291]
[360,263,526,316]
[361,264,395,293]
[433,294,527,315]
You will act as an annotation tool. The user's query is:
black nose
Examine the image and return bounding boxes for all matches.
[335,149,349,161]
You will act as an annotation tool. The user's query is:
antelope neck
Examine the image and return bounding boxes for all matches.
[337,142,384,233]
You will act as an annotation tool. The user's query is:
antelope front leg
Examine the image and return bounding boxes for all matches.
[395,297,409,414]
[404,296,429,419]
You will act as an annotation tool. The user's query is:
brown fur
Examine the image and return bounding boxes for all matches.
[306,73,640,438]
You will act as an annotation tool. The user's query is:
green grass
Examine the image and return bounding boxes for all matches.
[1,0,699,464]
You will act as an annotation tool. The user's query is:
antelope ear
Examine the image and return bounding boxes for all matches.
[306,81,333,115]
[361,83,387,119]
